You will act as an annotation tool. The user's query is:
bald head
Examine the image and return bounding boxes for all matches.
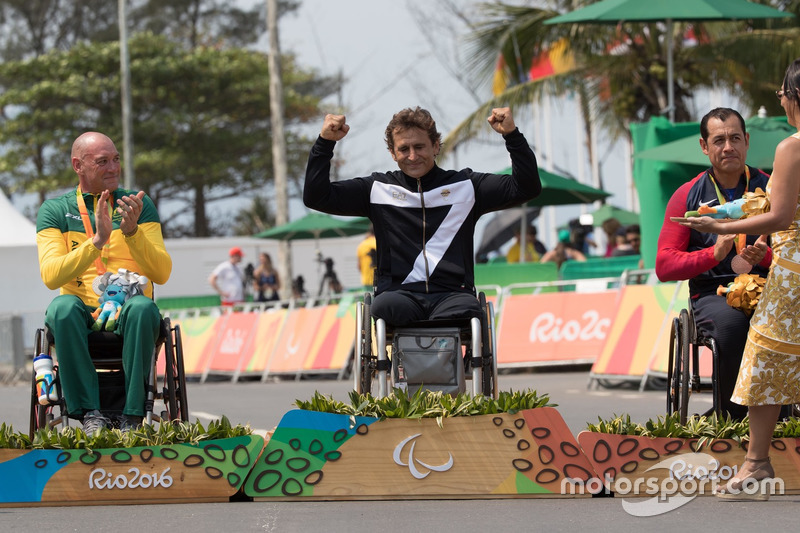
[72,132,114,159]
[71,132,121,193]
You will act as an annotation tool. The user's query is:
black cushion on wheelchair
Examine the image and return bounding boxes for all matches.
[403,317,477,328]
[391,317,482,340]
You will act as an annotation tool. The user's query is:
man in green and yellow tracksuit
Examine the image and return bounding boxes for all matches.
[36,132,172,433]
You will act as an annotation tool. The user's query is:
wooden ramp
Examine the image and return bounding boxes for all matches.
[243,407,596,500]
[0,435,264,507]
[577,432,800,497]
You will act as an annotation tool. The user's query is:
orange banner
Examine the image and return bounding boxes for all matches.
[646,292,713,379]
[162,314,223,375]
[303,304,356,371]
[591,284,678,378]
[203,312,260,373]
[496,291,616,365]
[266,306,328,375]
[246,309,287,375]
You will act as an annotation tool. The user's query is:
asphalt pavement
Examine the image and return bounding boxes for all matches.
[0,369,797,532]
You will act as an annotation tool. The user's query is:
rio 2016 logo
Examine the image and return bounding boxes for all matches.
[529,310,610,343]
[89,467,173,490]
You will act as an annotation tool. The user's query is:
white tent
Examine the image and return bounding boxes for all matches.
[0,190,36,246]
[0,192,52,369]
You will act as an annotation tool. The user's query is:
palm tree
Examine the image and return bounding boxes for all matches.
[442,0,800,167]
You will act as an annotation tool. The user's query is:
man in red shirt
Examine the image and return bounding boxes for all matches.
[656,108,771,421]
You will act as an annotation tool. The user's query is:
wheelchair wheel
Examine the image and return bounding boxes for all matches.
[173,323,189,421]
[669,310,691,424]
[163,320,178,421]
[479,293,496,398]
[29,328,56,439]
[161,317,189,423]
[358,294,374,395]
[666,317,678,415]
[30,366,50,437]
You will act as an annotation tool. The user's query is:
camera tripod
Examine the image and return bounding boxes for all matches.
[316,256,342,298]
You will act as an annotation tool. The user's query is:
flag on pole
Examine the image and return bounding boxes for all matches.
[529,39,575,80]
[492,54,510,96]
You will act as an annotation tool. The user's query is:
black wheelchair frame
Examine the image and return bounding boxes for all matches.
[29,316,189,438]
[354,292,498,398]
[666,304,721,424]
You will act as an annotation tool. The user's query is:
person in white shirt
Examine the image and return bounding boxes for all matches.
[209,246,245,306]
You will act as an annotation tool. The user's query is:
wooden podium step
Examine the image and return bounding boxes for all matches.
[0,435,264,507]
[244,407,596,500]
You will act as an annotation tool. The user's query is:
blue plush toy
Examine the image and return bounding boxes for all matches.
[91,269,149,331]
[92,283,127,331]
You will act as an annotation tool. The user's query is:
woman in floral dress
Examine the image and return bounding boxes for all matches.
[673,58,800,501]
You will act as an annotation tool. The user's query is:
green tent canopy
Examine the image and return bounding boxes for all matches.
[497,167,610,206]
[254,212,370,240]
[634,115,793,172]
[587,204,640,227]
[545,0,793,122]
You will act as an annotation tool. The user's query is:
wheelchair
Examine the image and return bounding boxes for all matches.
[666,303,721,424]
[354,291,498,398]
[28,316,189,438]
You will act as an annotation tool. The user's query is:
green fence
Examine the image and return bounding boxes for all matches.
[474,262,559,287]
[156,294,223,310]
[559,255,642,281]
[158,257,641,310]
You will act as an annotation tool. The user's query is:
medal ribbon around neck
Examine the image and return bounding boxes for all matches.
[706,166,751,256]
[707,166,750,205]
[76,186,111,275]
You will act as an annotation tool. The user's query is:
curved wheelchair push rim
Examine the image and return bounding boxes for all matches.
[355,294,375,395]
[159,318,189,424]
[666,309,691,425]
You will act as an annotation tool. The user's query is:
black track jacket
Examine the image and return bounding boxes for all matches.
[303,128,541,295]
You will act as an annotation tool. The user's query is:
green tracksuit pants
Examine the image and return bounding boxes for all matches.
[45,294,160,418]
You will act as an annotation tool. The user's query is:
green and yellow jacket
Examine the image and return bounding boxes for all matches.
[36,187,172,307]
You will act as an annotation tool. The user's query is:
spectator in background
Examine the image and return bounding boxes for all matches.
[566,218,593,256]
[611,224,641,257]
[626,225,642,255]
[209,246,246,306]
[541,229,586,270]
[253,252,280,302]
[530,225,548,256]
[506,225,545,263]
[292,275,307,299]
[601,217,622,257]
[356,224,377,290]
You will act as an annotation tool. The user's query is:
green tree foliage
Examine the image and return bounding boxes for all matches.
[0,0,272,58]
[231,195,276,236]
[0,32,337,236]
[443,0,800,158]
[0,0,330,237]
[0,0,119,58]
[127,0,299,49]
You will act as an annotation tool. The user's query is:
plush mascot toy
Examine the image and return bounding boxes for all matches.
[717,272,766,316]
[91,269,149,331]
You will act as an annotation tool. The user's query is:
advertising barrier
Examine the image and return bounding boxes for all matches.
[164,272,710,384]
[589,283,691,386]
[496,291,616,366]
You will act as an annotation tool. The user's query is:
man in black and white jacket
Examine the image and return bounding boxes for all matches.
[304,106,541,326]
